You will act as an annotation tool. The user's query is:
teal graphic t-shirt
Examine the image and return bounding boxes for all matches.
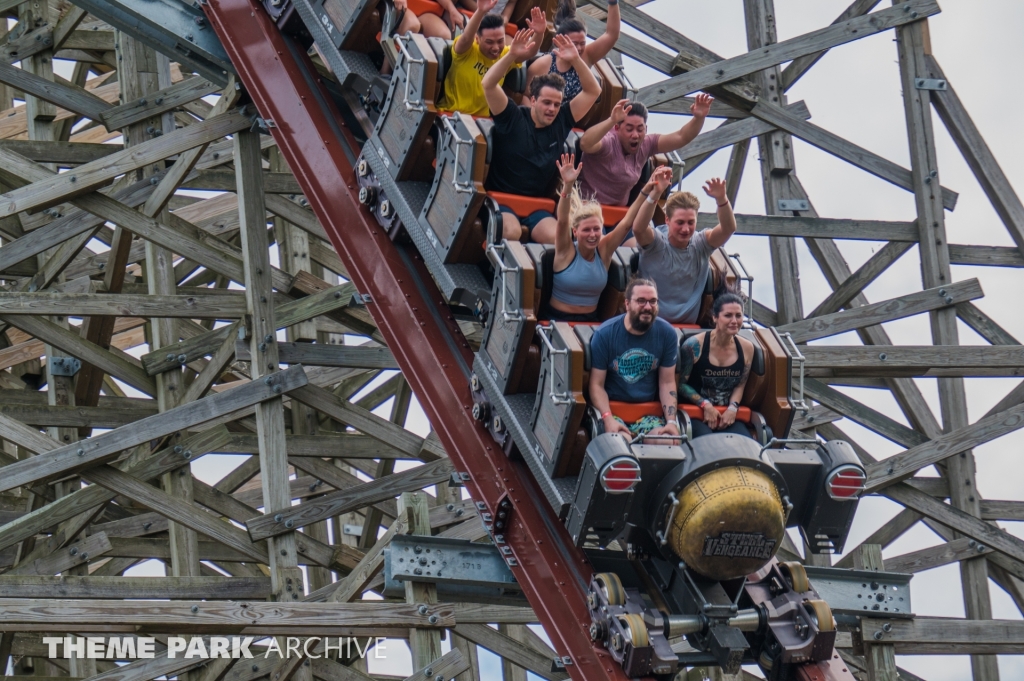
[590,315,678,403]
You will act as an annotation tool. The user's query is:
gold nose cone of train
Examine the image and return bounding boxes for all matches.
[666,466,785,580]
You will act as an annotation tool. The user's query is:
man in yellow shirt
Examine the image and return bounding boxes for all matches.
[438,0,544,117]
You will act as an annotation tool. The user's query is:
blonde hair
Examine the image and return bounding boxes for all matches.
[664,191,701,219]
[569,185,603,232]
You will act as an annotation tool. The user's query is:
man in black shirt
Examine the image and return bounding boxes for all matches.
[482,30,600,242]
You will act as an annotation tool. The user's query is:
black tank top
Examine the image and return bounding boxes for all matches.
[686,333,745,406]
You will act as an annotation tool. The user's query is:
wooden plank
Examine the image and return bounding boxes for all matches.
[6,531,111,576]
[701,212,920,242]
[955,301,1020,346]
[235,341,397,368]
[949,244,1024,268]
[884,537,993,574]
[0,112,248,218]
[0,140,117,164]
[751,101,957,210]
[808,242,914,317]
[0,292,248,318]
[185,170,303,194]
[0,365,306,493]
[779,279,981,343]
[805,378,925,448]
[637,0,940,107]
[0,60,110,120]
[860,618,1024,655]
[403,650,470,681]
[0,600,453,632]
[101,77,219,130]
[864,401,1024,492]
[245,458,454,540]
[802,346,1024,377]
[0,576,271,599]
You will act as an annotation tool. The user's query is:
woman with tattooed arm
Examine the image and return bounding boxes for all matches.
[678,293,754,438]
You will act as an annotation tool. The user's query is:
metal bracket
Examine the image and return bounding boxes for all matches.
[551,656,573,671]
[384,534,520,591]
[49,357,81,377]
[777,199,809,212]
[342,524,363,536]
[351,293,373,306]
[778,331,808,411]
[914,78,947,91]
[448,471,470,487]
[803,565,913,624]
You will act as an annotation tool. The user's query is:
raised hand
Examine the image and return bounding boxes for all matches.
[552,33,581,63]
[651,165,673,194]
[703,177,727,203]
[690,92,713,118]
[526,5,546,33]
[609,98,632,125]
[508,28,537,60]
[477,0,499,14]
[556,153,582,185]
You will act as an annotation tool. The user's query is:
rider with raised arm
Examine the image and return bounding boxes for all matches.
[526,0,620,99]
[438,0,545,116]
[578,95,713,207]
[631,177,737,325]
[547,156,672,322]
[482,29,600,242]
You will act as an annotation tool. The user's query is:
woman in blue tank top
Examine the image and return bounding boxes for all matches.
[546,154,671,322]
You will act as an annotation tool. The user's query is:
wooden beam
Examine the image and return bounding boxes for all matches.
[101,77,220,131]
[779,279,981,343]
[0,600,453,632]
[884,537,993,574]
[0,292,248,318]
[860,618,1024,655]
[0,365,306,493]
[452,624,568,681]
[0,60,110,120]
[235,341,397,368]
[0,576,271,599]
[864,401,1024,492]
[802,345,1024,377]
[638,0,940,107]
[805,378,926,448]
[808,242,915,318]
[245,458,453,540]
[677,101,810,162]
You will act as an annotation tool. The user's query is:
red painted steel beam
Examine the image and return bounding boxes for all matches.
[201,1,636,679]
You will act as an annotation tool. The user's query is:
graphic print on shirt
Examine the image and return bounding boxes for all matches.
[612,348,659,384]
[699,365,743,404]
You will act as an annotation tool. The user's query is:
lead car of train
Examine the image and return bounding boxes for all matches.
[262,0,868,676]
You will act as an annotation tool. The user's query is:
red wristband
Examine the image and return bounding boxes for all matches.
[601,411,612,420]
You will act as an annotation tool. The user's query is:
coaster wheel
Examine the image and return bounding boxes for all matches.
[617,613,649,648]
[781,561,810,593]
[805,599,835,633]
[595,572,626,606]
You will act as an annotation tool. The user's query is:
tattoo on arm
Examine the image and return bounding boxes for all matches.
[663,404,677,419]
[680,337,699,382]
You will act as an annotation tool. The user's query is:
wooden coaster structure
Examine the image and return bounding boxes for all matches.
[0,0,1018,680]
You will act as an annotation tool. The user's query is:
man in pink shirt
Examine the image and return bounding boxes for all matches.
[578,94,714,206]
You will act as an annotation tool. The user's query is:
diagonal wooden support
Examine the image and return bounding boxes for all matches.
[0,427,230,552]
[781,0,883,90]
[925,55,1024,260]
[245,458,453,540]
[638,0,940,107]
[778,279,982,343]
[0,364,307,493]
[808,242,914,318]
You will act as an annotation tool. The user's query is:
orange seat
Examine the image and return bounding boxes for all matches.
[408,0,444,17]
[505,22,517,37]
[672,323,702,330]
[681,404,752,423]
[601,204,628,227]
[609,401,751,424]
[489,191,556,218]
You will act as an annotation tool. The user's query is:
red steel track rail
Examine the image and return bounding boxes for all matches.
[201,0,636,678]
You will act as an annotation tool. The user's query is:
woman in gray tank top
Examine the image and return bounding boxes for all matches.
[546,155,671,321]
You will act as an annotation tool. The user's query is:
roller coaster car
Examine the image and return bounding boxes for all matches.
[571,433,864,678]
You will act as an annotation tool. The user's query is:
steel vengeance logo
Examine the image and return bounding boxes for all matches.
[702,531,776,560]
